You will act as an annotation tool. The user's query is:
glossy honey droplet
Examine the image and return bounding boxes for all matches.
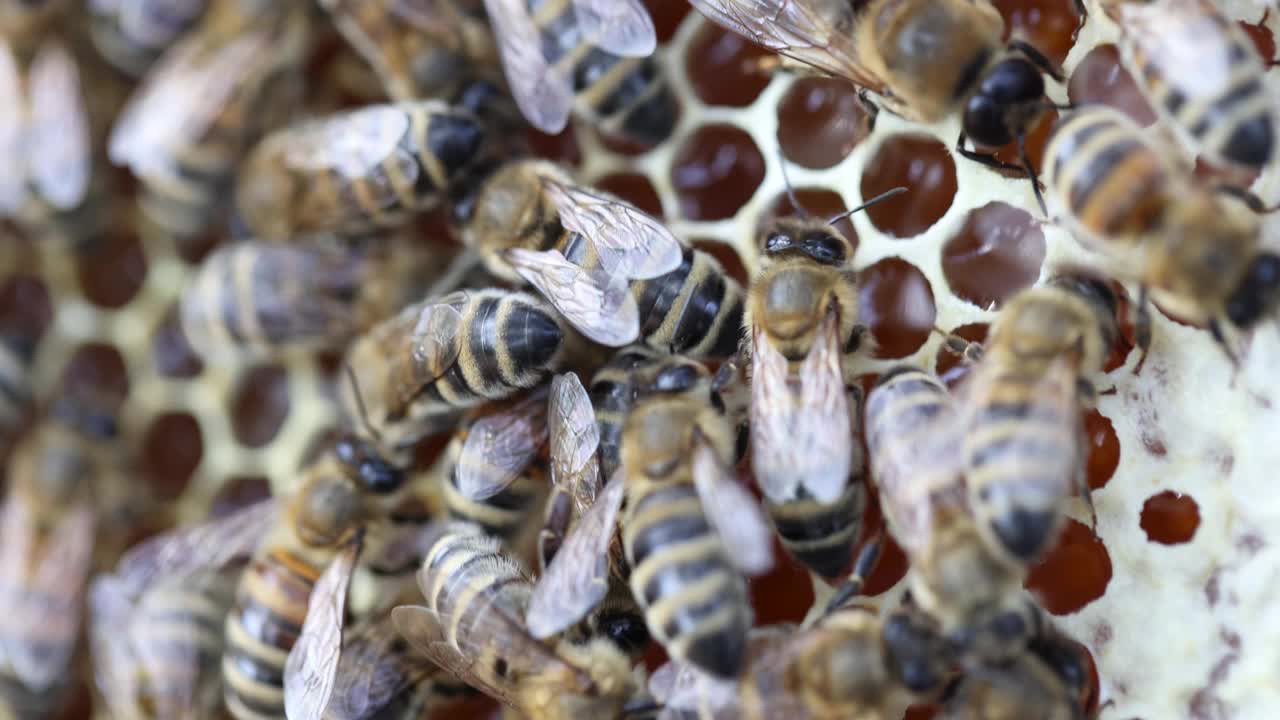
[230,365,291,448]
[1067,44,1157,126]
[759,188,858,255]
[858,258,937,359]
[943,202,1045,310]
[686,22,772,107]
[672,124,765,221]
[1083,409,1120,490]
[142,412,203,501]
[1140,491,1201,545]
[1025,518,1112,615]
[776,78,872,170]
[860,136,957,238]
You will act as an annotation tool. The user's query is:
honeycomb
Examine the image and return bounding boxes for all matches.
[2,0,1279,718]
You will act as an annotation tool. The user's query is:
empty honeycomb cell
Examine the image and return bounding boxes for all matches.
[1025,518,1112,615]
[943,202,1046,310]
[686,22,771,108]
[151,306,203,379]
[691,239,750,286]
[0,274,52,352]
[76,228,147,309]
[860,136,957,239]
[991,0,1083,67]
[230,365,291,448]
[758,188,858,255]
[61,343,130,407]
[776,78,873,170]
[141,412,203,501]
[751,538,815,625]
[1140,491,1201,545]
[209,475,272,518]
[858,258,937,359]
[1083,409,1120,491]
[672,124,765,221]
[1067,44,1157,127]
[596,173,663,216]
[934,323,990,387]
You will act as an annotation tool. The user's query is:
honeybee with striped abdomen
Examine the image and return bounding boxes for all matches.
[1043,106,1278,363]
[1103,0,1275,177]
[88,0,209,77]
[391,523,647,720]
[686,0,1069,210]
[235,100,491,242]
[865,366,1041,662]
[481,0,677,146]
[109,0,310,241]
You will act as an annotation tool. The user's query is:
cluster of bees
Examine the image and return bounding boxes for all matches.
[0,0,1274,718]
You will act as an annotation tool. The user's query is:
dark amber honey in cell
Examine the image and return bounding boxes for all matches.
[759,188,858,254]
[646,0,689,43]
[152,306,203,378]
[860,136,956,238]
[231,365,291,448]
[525,124,581,168]
[62,343,130,405]
[1140,491,1200,545]
[990,108,1057,175]
[751,538,816,625]
[142,412,203,500]
[1083,409,1120,490]
[1067,45,1157,127]
[991,0,1083,67]
[687,22,772,108]
[934,323,989,388]
[1025,518,1112,615]
[211,475,272,518]
[0,274,52,350]
[77,229,147,309]
[672,124,765,221]
[1239,14,1277,65]
[691,239,750,286]
[597,173,663,217]
[943,202,1045,310]
[858,258,937,359]
[776,78,872,170]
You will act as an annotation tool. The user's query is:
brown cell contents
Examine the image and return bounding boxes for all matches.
[776,78,873,170]
[943,202,1046,310]
[77,228,147,309]
[687,22,772,107]
[230,365,291,448]
[672,124,766,221]
[1083,409,1120,490]
[142,412,203,501]
[61,343,130,407]
[991,0,1084,67]
[0,274,52,351]
[860,136,957,238]
[935,322,990,387]
[1067,44,1157,127]
[596,173,663,217]
[858,258,937,359]
[1025,518,1113,615]
[1140,491,1201,545]
[211,475,273,518]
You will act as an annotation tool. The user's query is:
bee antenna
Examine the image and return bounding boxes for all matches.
[827,187,908,225]
[776,148,809,220]
[343,361,384,447]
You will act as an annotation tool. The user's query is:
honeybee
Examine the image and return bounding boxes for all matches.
[391,523,647,720]
[342,288,592,457]
[527,356,774,680]
[89,569,238,720]
[1043,106,1277,362]
[109,0,310,241]
[318,610,448,720]
[865,366,1040,662]
[235,100,491,242]
[686,0,1068,210]
[586,346,665,483]
[0,340,29,444]
[0,38,91,233]
[954,275,1117,566]
[0,396,122,718]
[318,0,500,101]
[0,0,65,56]
[106,434,411,720]
[1103,0,1274,176]
[480,0,677,145]
[88,0,210,77]
[178,238,445,360]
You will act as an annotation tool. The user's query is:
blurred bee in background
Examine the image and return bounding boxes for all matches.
[103,433,411,720]
[481,0,677,146]
[864,366,1041,663]
[0,0,67,57]
[234,100,491,242]
[686,0,1071,212]
[0,394,124,719]
[0,339,29,447]
[109,0,310,244]
[88,0,210,77]
[1103,0,1275,180]
[313,609,448,720]
[342,288,592,459]
[318,0,500,102]
[392,522,648,720]
[527,356,774,680]
[746,185,904,580]
[1043,106,1278,364]
[178,237,454,361]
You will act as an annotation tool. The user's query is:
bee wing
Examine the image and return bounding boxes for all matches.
[281,105,414,180]
[692,435,774,576]
[506,247,640,347]
[390,300,465,389]
[87,575,143,720]
[542,178,682,281]
[0,39,27,214]
[686,0,886,92]
[571,0,656,57]
[1112,0,1247,100]
[525,470,624,639]
[119,0,207,48]
[549,372,602,516]
[482,0,574,134]
[284,534,363,720]
[26,42,90,211]
[456,385,551,501]
[0,502,95,691]
[325,613,438,720]
[114,498,277,595]
[649,659,741,720]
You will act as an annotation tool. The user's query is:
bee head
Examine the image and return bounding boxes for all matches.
[881,606,951,694]
[763,222,851,266]
[1226,253,1280,330]
[334,435,406,495]
[963,56,1046,148]
[292,471,365,548]
[633,359,705,400]
[1026,631,1098,712]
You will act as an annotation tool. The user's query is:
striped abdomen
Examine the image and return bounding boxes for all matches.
[623,481,751,679]
[589,346,665,480]
[223,549,324,720]
[632,249,745,359]
[132,575,237,718]
[418,528,531,653]
[765,482,867,580]
[1124,0,1273,170]
[1044,108,1170,240]
[444,440,546,544]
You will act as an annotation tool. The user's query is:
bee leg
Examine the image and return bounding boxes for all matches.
[1208,317,1242,371]
[1007,40,1065,83]
[935,327,985,365]
[1132,285,1152,375]
[1213,183,1280,214]
[856,89,880,132]
[956,131,1026,172]
[1017,133,1048,217]
[823,532,883,615]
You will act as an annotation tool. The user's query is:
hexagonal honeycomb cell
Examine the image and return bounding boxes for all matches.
[2,1,1278,719]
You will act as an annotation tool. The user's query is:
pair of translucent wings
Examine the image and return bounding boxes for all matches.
[0,39,90,216]
[506,174,684,347]
[482,0,656,134]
